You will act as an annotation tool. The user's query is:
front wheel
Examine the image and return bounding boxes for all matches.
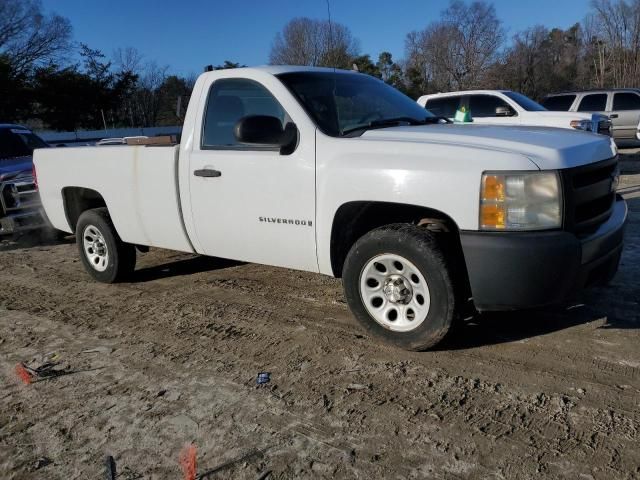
[342,224,459,350]
[76,208,136,283]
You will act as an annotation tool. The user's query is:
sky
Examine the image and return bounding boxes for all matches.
[41,0,592,77]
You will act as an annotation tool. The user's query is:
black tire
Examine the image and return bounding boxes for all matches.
[76,208,136,283]
[342,223,460,351]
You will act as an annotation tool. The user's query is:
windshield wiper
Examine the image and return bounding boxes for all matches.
[341,116,450,136]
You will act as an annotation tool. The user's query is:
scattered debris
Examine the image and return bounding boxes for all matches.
[15,352,69,384]
[346,383,369,391]
[104,455,116,480]
[81,346,113,354]
[33,456,51,470]
[257,372,271,385]
[15,363,33,384]
[256,470,272,480]
[322,394,333,412]
[179,443,197,480]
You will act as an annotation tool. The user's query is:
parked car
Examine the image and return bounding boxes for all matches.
[0,124,49,234]
[34,66,626,350]
[418,90,611,135]
[541,89,640,141]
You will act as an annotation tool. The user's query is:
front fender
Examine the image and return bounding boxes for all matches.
[315,132,538,275]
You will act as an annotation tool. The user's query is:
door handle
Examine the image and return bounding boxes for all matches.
[194,168,221,178]
[609,114,619,119]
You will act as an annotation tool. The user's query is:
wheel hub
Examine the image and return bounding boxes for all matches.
[82,224,109,272]
[93,240,106,256]
[358,253,431,333]
[382,275,413,304]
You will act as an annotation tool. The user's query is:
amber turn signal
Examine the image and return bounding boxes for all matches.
[482,175,505,201]
[480,204,506,229]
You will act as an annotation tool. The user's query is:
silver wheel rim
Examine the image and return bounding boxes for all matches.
[359,253,431,332]
[82,224,109,272]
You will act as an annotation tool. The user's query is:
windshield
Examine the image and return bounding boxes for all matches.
[0,128,48,159]
[503,92,547,112]
[277,71,435,137]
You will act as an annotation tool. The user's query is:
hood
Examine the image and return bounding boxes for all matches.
[0,155,33,181]
[531,110,602,121]
[361,124,616,170]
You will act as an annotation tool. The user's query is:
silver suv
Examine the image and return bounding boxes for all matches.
[541,89,640,141]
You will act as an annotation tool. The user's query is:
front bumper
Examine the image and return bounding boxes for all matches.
[0,209,47,234]
[0,174,47,235]
[460,196,627,311]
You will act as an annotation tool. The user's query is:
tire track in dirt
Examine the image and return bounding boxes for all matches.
[2,264,639,478]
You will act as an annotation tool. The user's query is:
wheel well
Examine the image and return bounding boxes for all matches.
[329,201,463,278]
[61,187,107,233]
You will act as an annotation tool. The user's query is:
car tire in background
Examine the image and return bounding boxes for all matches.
[76,207,136,283]
[342,223,460,351]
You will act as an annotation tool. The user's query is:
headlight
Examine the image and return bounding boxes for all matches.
[480,171,562,230]
[570,119,593,132]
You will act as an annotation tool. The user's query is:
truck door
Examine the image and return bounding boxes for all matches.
[185,77,318,272]
[611,91,640,139]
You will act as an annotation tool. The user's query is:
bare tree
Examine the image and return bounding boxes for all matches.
[136,61,169,127]
[269,17,359,68]
[113,46,144,74]
[495,24,583,98]
[584,0,640,87]
[406,0,504,92]
[0,0,72,74]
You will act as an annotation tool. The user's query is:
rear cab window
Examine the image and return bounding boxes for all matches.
[540,95,576,111]
[577,93,607,112]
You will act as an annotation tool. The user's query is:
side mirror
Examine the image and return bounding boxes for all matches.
[495,106,513,117]
[234,115,297,154]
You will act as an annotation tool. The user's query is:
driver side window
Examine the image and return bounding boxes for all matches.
[466,95,515,118]
[202,78,286,148]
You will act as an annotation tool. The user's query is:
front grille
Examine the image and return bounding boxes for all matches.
[0,175,39,213]
[561,157,618,234]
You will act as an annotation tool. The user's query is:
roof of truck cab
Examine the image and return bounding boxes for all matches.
[0,124,30,130]
[207,65,358,76]
[420,90,512,99]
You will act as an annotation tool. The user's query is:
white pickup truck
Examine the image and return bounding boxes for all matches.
[418,90,612,135]
[34,66,627,350]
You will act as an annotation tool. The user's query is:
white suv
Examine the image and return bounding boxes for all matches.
[541,89,640,141]
[418,90,611,135]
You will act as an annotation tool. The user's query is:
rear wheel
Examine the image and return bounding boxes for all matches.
[76,208,135,283]
[343,224,459,350]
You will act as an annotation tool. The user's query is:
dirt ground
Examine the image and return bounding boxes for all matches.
[1,152,639,480]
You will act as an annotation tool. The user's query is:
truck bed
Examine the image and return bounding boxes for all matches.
[35,145,193,253]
